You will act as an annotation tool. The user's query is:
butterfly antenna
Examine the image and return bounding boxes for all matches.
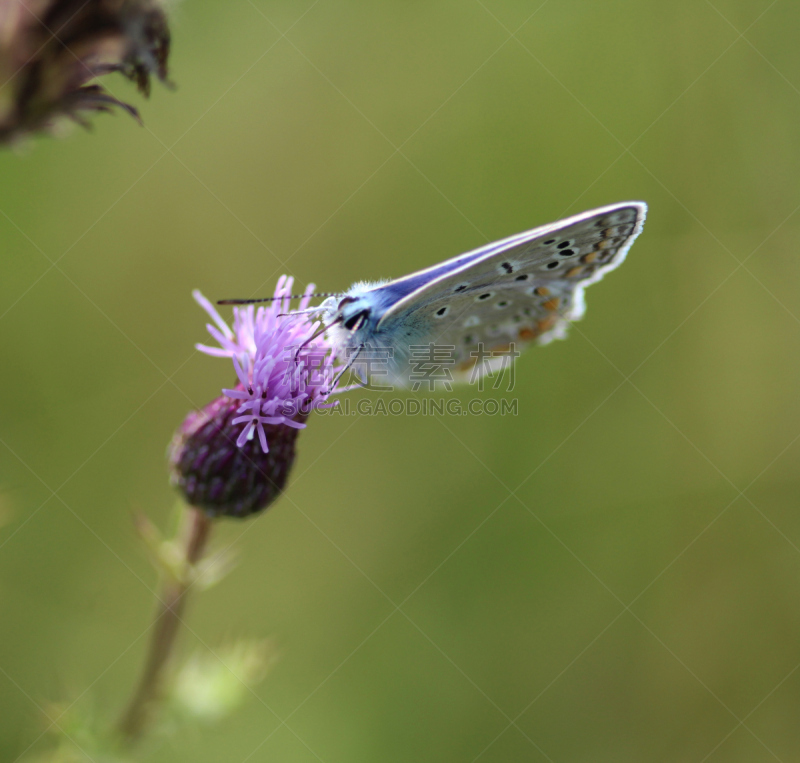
[217,292,335,306]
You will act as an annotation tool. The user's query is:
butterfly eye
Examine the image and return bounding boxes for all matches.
[344,310,369,331]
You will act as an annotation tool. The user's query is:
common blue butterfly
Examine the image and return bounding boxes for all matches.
[223,202,647,388]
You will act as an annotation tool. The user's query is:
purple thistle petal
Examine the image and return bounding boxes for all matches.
[257,423,269,453]
[196,344,234,358]
[279,419,306,430]
[193,279,344,453]
[222,388,250,400]
[193,290,234,340]
[236,422,253,448]
[204,324,239,352]
[232,357,250,389]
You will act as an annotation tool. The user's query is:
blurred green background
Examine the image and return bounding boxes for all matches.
[3,0,800,760]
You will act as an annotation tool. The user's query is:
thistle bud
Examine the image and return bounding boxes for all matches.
[169,392,305,519]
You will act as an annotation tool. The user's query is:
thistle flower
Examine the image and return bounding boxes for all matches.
[169,277,340,519]
[0,0,171,145]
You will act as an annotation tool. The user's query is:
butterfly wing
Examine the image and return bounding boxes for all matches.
[372,202,646,383]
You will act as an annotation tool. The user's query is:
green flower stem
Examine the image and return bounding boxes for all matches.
[117,505,213,746]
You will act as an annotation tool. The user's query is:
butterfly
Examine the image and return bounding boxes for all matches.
[223,201,647,389]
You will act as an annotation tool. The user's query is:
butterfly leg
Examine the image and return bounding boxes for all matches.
[325,343,365,395]
[277,307,325,319]
[294,317,341,363]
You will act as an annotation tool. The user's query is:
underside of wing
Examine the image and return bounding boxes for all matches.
[374,202,646,382]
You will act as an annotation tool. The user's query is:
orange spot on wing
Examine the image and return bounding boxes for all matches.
[581,252,597,264]
[536,316,558,333]
[543,298,559,311]
[566,266,583,277]
[534,287,550,296]
[597,239,613,250]
[518,327,537,341]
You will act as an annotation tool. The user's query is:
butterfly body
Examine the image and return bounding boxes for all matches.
[316,201,647,388]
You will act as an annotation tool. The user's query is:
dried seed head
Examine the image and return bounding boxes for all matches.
[0,0,172,145]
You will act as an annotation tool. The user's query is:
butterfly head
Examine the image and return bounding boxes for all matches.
[318,280,393,353]
[319,294,370,344]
